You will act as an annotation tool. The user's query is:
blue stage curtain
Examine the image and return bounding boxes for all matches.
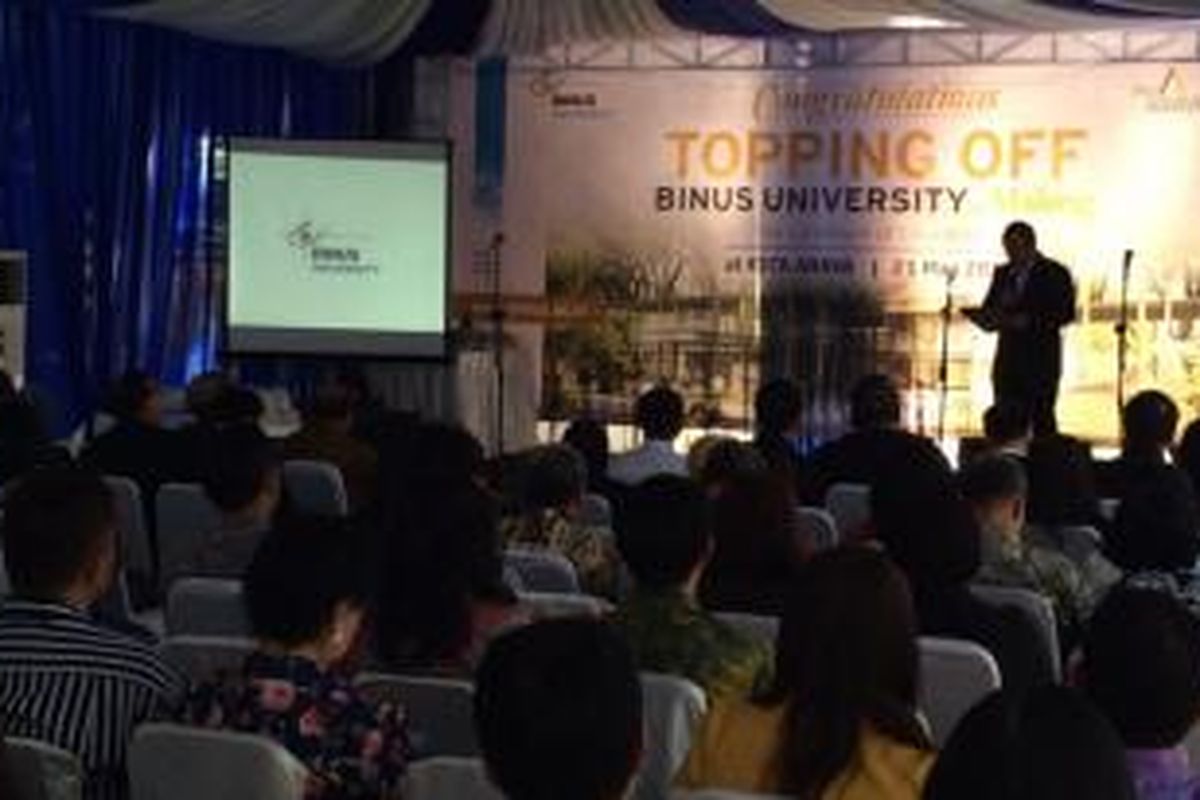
[0,2,371,432]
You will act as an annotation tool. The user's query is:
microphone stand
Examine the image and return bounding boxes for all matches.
[1116,250,1133,424]
[489,233,507,457]
[937,268,956,444]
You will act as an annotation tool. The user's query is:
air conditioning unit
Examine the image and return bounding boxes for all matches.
[0,251,27,385]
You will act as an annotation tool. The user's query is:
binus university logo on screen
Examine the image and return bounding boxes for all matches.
[1133,67,1200,114]
[284,221,380,276]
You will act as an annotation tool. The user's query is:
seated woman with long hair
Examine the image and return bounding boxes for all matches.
[679,546,934,799]
[701,470,808,617]
[375,483,527,674]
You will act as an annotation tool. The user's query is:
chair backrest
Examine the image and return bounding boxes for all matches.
[3,737,84,800]
[355,674,479,758]
[129,723,308,800]
[635,673,708,800]
[796,506,839,552]
[713,612,780,645]
[282,460,348,516]
[166,577,250,638]
[160,636,255,683]
[404,757,502,800]
[518,591,610,620]
[579,493,613,528]
[1041,524,1105,566]
[103,476,153,579]
[155,483,222,587]
[505,548,581,594]
[918,637,1002,746]
[823,483,871,540]
[1185,721,1200,777]
[970,583,1062,683]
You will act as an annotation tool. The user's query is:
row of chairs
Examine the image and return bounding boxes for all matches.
[103,461,348,589]
[161,576,611,640]
[115,631,997,800]
[159,626,999,760]
[820,481,1114,546]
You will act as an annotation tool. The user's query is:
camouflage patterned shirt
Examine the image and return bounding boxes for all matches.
[500,509,620,598]
[977,525,1100,632]
[613,590,774,700]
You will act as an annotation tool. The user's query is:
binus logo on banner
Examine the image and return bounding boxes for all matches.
[1134,66,1200,114]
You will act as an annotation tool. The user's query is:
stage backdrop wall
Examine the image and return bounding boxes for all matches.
[444,46,1200,444]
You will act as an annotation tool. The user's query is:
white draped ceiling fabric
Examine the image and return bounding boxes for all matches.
[107,0,434,64]
[104,0,1199,64]
[759,0,1174,29]
[476,0,684,55]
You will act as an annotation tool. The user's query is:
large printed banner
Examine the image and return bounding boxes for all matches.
[467,57,1200,442]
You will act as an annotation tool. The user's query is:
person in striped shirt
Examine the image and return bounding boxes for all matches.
[0,468,184,800]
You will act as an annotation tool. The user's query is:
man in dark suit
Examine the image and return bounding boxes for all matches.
[969,222,1076,436]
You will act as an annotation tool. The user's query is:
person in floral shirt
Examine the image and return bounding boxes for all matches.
[500,444,620,597]
[181,517,408,800]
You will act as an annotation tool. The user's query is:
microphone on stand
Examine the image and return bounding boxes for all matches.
[1116,249,1134,416]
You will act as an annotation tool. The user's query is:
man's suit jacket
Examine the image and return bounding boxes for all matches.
[982,255,1076,385]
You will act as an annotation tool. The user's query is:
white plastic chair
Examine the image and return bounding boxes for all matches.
[505,549,581,594]
[579,493,613,528]
[518,591,611,620]
[129,724,308,800]
[796,506,839,551]
[166,577,249,638]
[3,737,84,800]
[824,483,871,540]
[103,476,154,579]
[635,673,708,800]
[1099,498,1120,522]
[160,636,255,683]
[1040,524,1105,566]
[1185,722,1200,776]
[404,756,502,800]
[155,483,222,586]
[356,674,479,758]
[713,612,780,645]
[0,547,9,596]
[970,583,1062,683]
[918,637,1002,746]
[282,460,349,516]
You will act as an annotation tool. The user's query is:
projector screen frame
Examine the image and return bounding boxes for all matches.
[220,136,455,364]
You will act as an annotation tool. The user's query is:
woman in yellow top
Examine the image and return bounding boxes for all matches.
[678,546,935,799]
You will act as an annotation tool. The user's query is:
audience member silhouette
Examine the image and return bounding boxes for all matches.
[925,686,1135,800]
[614,475,773,699]
[82,370,183,499]
[803,374,951,505]
[0,468,183,800]
[377,483,525,673]
[182,516,409,799]
[753,378,806,493]
[702,470,807,616]
[475,619,643,800]
[1084,586,1200,800]
[873,471,1053,693]
[680,547,934,799]
[608,386,687,485]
